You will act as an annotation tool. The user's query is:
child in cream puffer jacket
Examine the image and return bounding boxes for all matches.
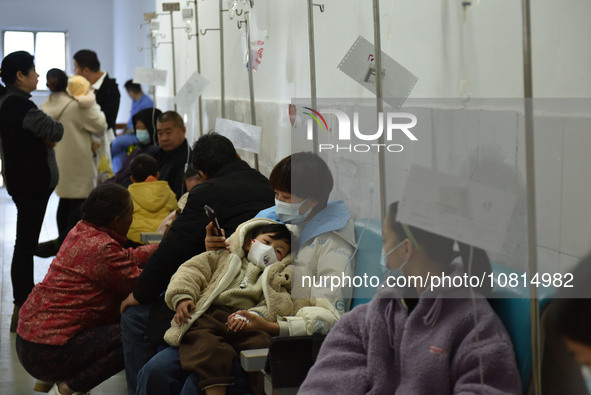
[164,218,308,391]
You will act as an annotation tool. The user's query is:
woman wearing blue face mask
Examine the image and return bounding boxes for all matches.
[134,152,356,394]
[300,202,521,394]
[105,107,162,189]
[256,152,357,336]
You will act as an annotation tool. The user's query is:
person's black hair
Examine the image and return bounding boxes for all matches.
[0,51,35,87]
[549,253,591,346]
[270,152,333,209]
[550,299,591,347]
[190,132,238,178]
[247,223,292,248]
[73,49,100,72]
[132,107,162,146]
[131,154,159,182]
[124,79,142,94]
[185,164,199,179]
[46,68,68,93]
[269,155,291,195]
[158,110,184,128]
[81,184,132,227]
[388,201,491,293]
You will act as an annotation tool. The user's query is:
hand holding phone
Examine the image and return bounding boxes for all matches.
[204,205,222,236]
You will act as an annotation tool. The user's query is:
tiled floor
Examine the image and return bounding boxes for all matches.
[0,187,129,394]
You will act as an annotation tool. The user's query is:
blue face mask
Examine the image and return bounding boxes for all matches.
[136,129,150,145]
[275,198,313,225]
[380,240,408,278]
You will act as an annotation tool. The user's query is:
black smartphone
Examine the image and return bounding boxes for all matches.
[204,205,222,236]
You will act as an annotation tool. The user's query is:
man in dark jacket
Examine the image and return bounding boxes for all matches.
[120,132,274,394]
[152,111,190,199]
[73,49,120,134]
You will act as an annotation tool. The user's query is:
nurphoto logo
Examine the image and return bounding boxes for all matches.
[303,107,418,153]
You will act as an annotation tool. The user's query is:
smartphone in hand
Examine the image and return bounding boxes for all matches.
[204,205,222,236]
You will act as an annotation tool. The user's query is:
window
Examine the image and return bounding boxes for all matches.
[3,30,68,91]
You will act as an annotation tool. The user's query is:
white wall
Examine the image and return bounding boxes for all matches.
[0,0,156,123]
[151,0,591,265]
[113,0,158,124]
[0,0,115,106]
[2,0,590,265]
[152,0,591,149]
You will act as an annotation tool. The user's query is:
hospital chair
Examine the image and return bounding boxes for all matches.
[240,219,561,394]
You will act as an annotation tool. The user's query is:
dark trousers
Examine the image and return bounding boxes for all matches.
[11,190,52,305]
[16,324,124,392]
[121,304,158,395]
[56,198,85,244]
[179,306,272,390]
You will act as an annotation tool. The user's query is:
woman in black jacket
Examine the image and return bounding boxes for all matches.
[105,107,162,189]
[0,51,64,331]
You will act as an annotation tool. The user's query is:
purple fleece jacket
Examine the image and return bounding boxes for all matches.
[299,267,521,394]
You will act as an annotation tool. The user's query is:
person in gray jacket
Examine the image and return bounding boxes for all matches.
[0,51,64,332]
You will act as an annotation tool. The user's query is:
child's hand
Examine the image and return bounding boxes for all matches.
[91,142,101,151]
[174,299,195,325]
[205,222,229,251]
[226,310,268,333]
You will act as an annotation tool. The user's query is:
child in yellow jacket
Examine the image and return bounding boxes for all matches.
[127,154,177,243]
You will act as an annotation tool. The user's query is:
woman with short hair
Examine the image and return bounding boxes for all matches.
[0,51,64,331]
[16,184,158,395]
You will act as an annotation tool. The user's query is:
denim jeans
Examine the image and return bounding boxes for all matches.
[136,346,252,395]
[121,304,157,395]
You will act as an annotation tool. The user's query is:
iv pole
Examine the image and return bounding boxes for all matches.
[372,0,386,220]
[306,2,325,153]
[521,0,541,393]
[238,5,259,171]
[137,13,159,107]
[199,0,228,118]
[184,1,205,136]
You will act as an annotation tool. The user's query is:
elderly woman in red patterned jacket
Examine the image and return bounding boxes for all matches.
[15,184,158,395]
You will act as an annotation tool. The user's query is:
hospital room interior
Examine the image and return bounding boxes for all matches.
[1,0,591,394]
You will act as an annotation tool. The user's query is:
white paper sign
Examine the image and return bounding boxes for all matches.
[133,67,168,86]
[174,71,209,108]
[397,165,516,252]
[338,36,418,110]
[214,118,262,154]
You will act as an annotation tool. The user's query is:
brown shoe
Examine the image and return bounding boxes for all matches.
[34,380,55,392]
[10,303,21,333]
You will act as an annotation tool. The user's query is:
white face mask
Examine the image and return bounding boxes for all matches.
[136,129,150,144]
[380,240,408,277]
[275,198,313,225]
[247,239,278,269]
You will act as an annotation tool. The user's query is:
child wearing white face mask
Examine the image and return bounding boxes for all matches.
[162,218,303,394]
